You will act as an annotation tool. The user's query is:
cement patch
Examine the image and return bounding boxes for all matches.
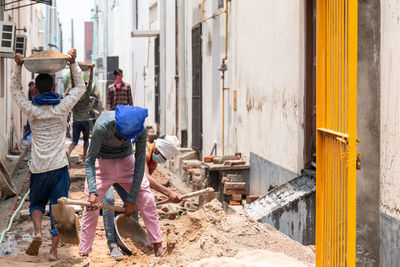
[250,152,298,195]
[380,212,400,267]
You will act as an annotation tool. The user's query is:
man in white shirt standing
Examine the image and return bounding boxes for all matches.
[11,49,86,261]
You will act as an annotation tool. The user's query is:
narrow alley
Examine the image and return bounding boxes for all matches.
[0,0,398,267]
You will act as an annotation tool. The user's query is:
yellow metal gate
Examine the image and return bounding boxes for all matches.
[316,0,358,266]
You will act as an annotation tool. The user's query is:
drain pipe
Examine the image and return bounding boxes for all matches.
[221,0,230,155]
[0,189,30,246]
[202,0,230,155]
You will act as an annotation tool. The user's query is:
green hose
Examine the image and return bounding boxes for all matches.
[0,189,30,246]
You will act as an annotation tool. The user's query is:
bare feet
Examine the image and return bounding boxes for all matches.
[153,243,164,257]
[26,233,42,256]
[49,235,59,261]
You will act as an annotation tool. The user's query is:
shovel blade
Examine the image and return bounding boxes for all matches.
[52,204,80,245]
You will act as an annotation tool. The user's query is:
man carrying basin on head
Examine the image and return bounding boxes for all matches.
[11,49,85,261]
[79,105,164,258]
[102,135,181,261]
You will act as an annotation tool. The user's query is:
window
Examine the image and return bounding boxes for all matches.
[218,0,224,9]
[133,0,138,30]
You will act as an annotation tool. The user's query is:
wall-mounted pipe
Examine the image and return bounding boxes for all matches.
[202,0,230,155]
[221,0,230,155]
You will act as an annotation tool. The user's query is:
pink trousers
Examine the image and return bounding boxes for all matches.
[79,155,162,254]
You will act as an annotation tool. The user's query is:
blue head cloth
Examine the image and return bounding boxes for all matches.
[115,105,148,140]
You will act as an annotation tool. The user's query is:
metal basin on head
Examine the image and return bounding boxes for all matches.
[78,62,91,71]
[23,58,67,74]
[114,214,150,255]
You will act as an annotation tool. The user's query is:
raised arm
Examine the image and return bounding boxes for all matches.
[10,54,38,116]
[87,64,94,93]
[56,49,86,113]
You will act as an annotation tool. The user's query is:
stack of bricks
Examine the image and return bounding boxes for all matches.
[223,174,246,205]
[188,168,203,190]
[182,159,203,186]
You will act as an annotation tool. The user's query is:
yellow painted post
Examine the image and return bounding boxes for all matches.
[316,0,358,266]
[347,0,358,265]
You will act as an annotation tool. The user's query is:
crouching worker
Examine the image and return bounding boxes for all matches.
[102,135,181,261]
[11,50,86,261]
[79,105,164,258]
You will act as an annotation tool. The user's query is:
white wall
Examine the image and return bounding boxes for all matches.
[159,0,176,135]
[153,0,306,177]
[109,0,134,92]
[0,4,45,158]
[380,0,400,221]
[229,0,305,173]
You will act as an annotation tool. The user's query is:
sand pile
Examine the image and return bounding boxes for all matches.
[26,50,68,59]
[120,199,314,266]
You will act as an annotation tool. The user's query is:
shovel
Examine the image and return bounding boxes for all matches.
[52,187,215,245]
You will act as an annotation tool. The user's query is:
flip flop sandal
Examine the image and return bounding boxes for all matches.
[110,250,124,261]
[49,257,59,262]
[26,238,42,256]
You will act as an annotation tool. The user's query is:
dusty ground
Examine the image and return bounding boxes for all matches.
[0,140,315,266]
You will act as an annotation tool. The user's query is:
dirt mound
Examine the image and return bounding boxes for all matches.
[191,249,311,267]
[26,50,68,59]
[121,199,314,266]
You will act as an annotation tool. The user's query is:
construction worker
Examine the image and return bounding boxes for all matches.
[79,105,165,258]
[12,49,85,261]
[102,135,181,261]
[67,64,95,162]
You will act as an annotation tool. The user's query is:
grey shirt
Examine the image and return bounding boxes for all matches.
[85,111,147,203]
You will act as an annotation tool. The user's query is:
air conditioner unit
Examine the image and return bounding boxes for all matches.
[0,21,16,54]
[15,34,27,56]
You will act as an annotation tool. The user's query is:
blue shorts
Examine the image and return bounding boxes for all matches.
[29,166,70,236]
[72,120,90,147]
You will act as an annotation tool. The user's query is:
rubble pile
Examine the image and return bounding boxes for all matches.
[121,199,315,266]
[26,50,69,59]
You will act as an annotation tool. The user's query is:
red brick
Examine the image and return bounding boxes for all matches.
[246,195,260,204]
[203,155,215,162]
[230,160,246,166]
[230,201,241,205]
[224,188,246,195]
[224,182,246,190]
[188,168,201,176]
[231,194,242,201]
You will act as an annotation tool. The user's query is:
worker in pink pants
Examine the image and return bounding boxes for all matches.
[79,105,165,257]
[79,156,162,255]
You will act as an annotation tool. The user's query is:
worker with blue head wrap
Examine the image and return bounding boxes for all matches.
[79,105,164,259]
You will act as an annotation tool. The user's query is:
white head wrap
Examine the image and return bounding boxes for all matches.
[155,135,180,160]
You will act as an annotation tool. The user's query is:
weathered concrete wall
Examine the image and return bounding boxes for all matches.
[245,175,316,245]
[158,0,177,136]
[356,1,381,266]
[380,212,400,267]
[229,0,306,191]
[250,152,298,195]
[0,5,44,159]
[380,1,400,265]
[131,0,157,127]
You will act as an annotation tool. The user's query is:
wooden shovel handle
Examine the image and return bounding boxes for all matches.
[58,197,125,212]
[156,187,214,205]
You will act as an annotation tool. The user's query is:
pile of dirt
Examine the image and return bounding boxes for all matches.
[26,50,68,59]
[120,199,314,266]
[121,236,152,257]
